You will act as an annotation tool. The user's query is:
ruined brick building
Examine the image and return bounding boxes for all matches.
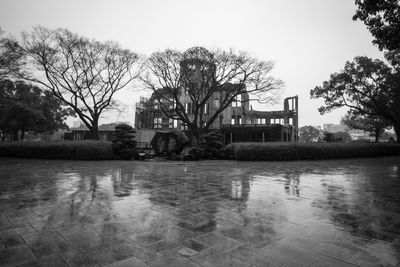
[135,47,298,144]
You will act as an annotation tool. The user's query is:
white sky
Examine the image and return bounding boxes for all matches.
[0,0,385,127]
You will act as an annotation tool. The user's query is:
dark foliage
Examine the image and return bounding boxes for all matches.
[218,144,235,159]
[185,147,205,161]
[112,124,137,159]
[353,0,400,51]
[0,141,115,160]
[229,142,400,161]
[0,79,73,141]
[200,130,224,159]
[310,56,400,143]
[323,132,335,143]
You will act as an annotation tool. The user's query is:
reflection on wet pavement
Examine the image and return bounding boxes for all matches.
[1,157,400,266]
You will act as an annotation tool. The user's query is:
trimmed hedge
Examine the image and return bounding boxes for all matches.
[0,141,115,160]
[227,142,400,161]
[2,141,400,161]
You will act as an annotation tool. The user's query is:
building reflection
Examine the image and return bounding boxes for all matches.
[284,171,300,197]
[112,169,135,197]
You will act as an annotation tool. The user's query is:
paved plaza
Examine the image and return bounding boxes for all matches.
[1,157,400,266]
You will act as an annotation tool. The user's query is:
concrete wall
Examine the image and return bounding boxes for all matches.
[135,129,156,148]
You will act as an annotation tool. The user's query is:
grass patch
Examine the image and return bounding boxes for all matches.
[227,142,400,161]
[0,141,115,160]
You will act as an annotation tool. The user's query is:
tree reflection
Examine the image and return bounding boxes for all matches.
[313,158,400,260]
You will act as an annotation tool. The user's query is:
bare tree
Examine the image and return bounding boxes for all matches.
[141,47,283,145]
[0,28,23,81]
[20,26,143,139]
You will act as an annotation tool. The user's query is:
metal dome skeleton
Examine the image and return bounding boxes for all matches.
[180,47,216,82]
[182,46,214,63]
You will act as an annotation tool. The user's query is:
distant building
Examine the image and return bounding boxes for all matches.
[322,121,348,133]
[322,121,371,141]
[64,123,118,141]
[72,120,82,128]
[64,123,156,148]
[136,93,298,144]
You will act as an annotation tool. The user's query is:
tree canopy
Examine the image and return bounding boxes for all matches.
[298,126,321,143]
[0,79,73,140]
[19,26,143,140]
[353,0,400,51]
[311,55,400,142]
[311,56,392,116]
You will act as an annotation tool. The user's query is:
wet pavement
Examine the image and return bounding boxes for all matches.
[1,157,400,266]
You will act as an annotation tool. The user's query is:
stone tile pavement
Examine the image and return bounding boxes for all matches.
[1,157,400,266]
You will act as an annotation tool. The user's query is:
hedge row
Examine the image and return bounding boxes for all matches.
[2,141,400,161]
[0,141,115,160]
[225,142,400,161]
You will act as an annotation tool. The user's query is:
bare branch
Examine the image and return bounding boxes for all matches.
[19,26,143,139]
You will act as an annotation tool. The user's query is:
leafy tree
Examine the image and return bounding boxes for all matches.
[333,131,352,143]
[298,125,321,143]
[310,56,400,143]
[353,2,400,142]
[200,130,224,159]
[322,131,351,143]
[323,132,335,142]
[141,46,283,145]
[353,0,400,51]
[342,112,391,142]
[0,79,72,140]
[112,123,137,159]
[19,26,143,140]
[0,28,23,81]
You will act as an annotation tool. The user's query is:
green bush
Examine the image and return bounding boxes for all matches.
[112,123,137,159]
[228,142,400,161]
[200,130,224,159]
[0,141,115,160]
[219,143,236,159]
[185,147,204,161]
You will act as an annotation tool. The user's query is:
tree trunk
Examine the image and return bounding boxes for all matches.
[20,130,25,141]
[12,130,18,141]
[374,131,379,143]
[88,117,100,140]
[195,128,206,147]
[394,123,400,144]
[190,131,199,147]
[89,126,99,140]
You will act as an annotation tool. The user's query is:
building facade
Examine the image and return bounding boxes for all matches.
[136,92,298,144]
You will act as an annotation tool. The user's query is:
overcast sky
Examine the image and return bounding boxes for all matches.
[0,0,385,127]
